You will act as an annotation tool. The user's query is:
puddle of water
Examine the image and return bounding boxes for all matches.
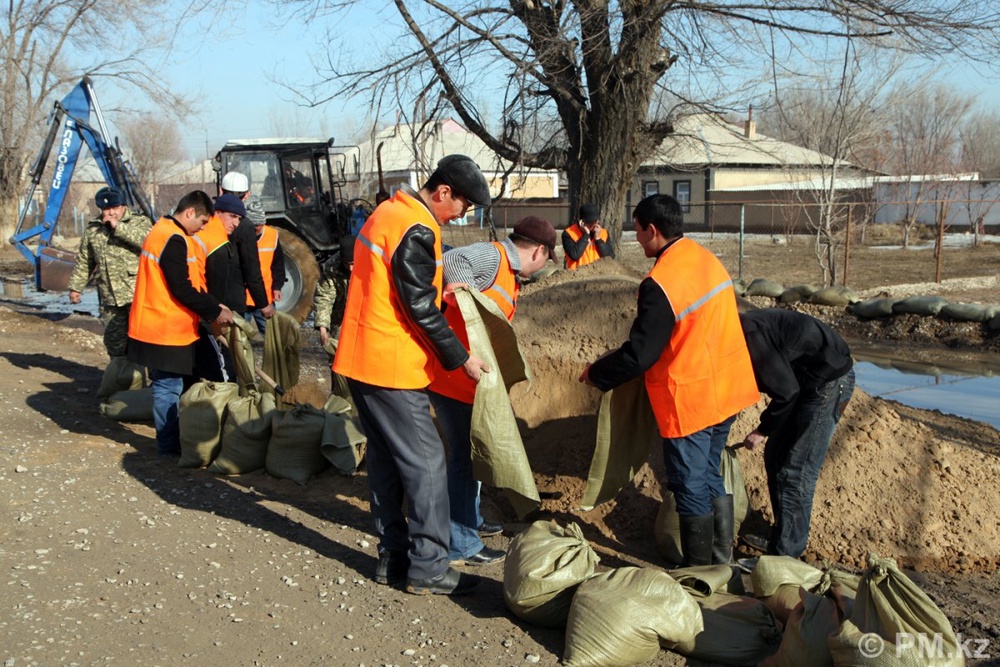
[854,360,1000,430]
[1,277,98,317]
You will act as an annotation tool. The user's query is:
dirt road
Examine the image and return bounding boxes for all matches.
[1,236,999,666]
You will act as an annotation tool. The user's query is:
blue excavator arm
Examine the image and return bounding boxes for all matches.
[9,77,155,290]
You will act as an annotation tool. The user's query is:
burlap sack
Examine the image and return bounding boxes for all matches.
[266,403,330,484]
[262,311,300,397]
[226,317,259,395]
[745,278,785,298]
[669,564,746,598]
[751,555,825,625]
[892,295,949,316]
[208,390,277,475]
[503,520,600,628]
[563,567,703,667]
[850,298,897,319]
[763,588,845,667]
[178,381,240,468]
[671,591,782,665]
[96,356,146,399]
[99,388,153,422]
[320,412,366,475]
[828,554,964,667]
[654,446,749,565]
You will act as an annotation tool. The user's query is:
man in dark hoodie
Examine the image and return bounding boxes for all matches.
[738,308,855,563]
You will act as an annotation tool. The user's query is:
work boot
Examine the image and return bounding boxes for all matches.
[374,550,409,586]
[406,567,480,596]
[678,512,714,566]
[711,494,735,564]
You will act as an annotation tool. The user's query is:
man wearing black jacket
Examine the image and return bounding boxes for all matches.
[333,155,492,596]
[739,308,855,560]
[128,191,234,455]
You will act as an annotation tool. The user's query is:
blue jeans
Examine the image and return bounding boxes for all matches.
[764,368,855,557]
[245,309,267,336]
[663,415,737,516]
[151,370,185,455]
[428,391,484,560]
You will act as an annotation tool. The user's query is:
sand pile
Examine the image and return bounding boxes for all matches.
[508,260,1000,574]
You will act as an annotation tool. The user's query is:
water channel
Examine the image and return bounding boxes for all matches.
[2,277,998,430]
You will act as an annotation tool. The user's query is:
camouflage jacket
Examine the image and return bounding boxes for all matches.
[313,259,351,336]
[67,209,153,307]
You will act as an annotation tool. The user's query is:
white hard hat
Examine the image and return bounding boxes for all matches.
[221,171,249,193]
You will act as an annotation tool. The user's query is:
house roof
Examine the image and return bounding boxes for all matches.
[356,119,518,176]
[645,113,836,169]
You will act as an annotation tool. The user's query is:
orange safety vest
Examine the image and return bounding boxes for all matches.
[564,224,609,270]
[332,190,445,389]
[128,218,206,346]
[195,214,230,261]
[428,242,520,404]
[644,238,760,438]
[246,225,279,306]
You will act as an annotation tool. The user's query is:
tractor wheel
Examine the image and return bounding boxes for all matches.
[275,229,320,323]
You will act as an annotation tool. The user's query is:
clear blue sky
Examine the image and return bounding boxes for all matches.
[102,3,1000,164]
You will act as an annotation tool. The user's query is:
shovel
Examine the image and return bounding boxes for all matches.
[254,366,285,397]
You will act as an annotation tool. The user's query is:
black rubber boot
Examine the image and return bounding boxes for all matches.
[679,512,714,566]
[711,494,735,564]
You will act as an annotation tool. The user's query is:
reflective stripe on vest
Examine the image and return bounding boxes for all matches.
[128,217,205,346]
[246,225,279,306]
[332,190,444,389]
[564,224,608,270]
[428,242,520,404]
[644,237,760,438]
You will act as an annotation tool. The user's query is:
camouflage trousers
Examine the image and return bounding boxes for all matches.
[100,304,132,357]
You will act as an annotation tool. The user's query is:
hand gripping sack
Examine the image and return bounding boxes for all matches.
[503,520,600,628]
[563,567,703,667]
[178,381,240,468]
[828,554,964,667]
[209,390,277,474]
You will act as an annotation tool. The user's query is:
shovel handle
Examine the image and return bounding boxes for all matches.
[254,367,285,396]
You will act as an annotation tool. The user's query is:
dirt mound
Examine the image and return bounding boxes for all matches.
[509,261,1000,574]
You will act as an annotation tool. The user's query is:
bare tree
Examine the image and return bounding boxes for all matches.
[0,0,199,245]
[290,0,1000,241]
[760,44,899,285]
[119,114,187,212]
[882,82,974,247]
[951,111,1000,246]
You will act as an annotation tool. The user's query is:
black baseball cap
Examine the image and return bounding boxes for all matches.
[435,154,492,207]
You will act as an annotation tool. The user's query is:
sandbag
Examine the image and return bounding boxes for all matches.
[320,412,366,475]
[764,588,845,667]
[669,564,746,598]
[672,591,782,665]
[828,554,964,667]
[563,567,703,667]
[655,446,748,565]
[892,295,949,316]
[939,301,995,322]
[810,286,858,307]
[227,317,259,394]
[99,387,153,422]
[745,278,784,298]
[850,298,897,319]
[262,311,300,397]
[779,284,819,303]
[96,356,146,399]
[178,381,240,468]
[208,390,277,475]
[266,403,330,484]
[751,555,825,624]
[503,520,600,628]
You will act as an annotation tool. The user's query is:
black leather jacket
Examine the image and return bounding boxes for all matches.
[391,223,469,372]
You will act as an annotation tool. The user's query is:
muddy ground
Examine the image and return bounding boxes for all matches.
[1,235,998,667]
